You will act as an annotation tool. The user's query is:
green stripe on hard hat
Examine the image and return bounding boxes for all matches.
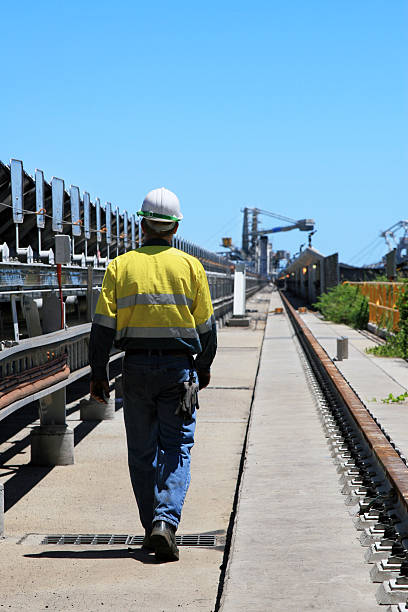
[137,210,181,222]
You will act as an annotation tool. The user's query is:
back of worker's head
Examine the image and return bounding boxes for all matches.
[142,218,178,236]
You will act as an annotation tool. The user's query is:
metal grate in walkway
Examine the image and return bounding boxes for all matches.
[40,533,217,547]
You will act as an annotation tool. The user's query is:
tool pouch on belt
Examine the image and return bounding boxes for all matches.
[175,371,199,421]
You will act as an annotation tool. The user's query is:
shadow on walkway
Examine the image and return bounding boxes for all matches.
[1,359,124,512]
[24,548,157,564]
[3,420,99,512]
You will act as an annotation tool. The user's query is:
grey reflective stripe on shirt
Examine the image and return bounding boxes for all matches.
[117,293,193,309]
[115,326,199,340]
[196,314,215,335]
[93,313,117,329]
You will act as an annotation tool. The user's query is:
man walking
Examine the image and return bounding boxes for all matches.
[89,188,217,562]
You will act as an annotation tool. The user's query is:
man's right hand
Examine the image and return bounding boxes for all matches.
[197,370,211,390]
[90,380,110,404]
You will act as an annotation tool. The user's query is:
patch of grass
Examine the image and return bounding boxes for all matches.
[313,284,369,329]
[382,391,408,404]
[366,341,404,358]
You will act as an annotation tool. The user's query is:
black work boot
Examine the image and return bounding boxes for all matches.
[150,520,179,562]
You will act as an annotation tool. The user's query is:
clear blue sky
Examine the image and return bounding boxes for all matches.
[1,1,407,265]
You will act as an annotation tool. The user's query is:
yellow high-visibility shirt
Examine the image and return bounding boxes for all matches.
[93,243,215,357]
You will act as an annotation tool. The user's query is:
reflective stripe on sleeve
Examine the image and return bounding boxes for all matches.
[115,326,199,340]
[117,293,193,309]
[196,314,215,335]
[93,313,117,329]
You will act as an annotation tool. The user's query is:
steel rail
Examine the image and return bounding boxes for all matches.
[0,323,91,359]
[280,291,408,513]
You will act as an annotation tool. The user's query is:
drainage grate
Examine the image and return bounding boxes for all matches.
[40,533,217,547]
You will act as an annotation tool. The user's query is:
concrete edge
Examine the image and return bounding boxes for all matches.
[216,288,273,611]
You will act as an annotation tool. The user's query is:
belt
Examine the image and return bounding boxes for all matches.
[125,349,189,357]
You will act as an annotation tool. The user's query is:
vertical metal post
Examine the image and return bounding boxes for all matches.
[336,337,348,361]
[70,186,82,265]
[96,198,101,243]
[233,263,246,316]
[123,210,128,251]
[131,214,136,250]
[35,170,45,228]
[95,197,101,261]
[83,191,91,261]
[10,295,19,342]
[87,266,94,322]
[105,201,112,262]
[115,206,120,257]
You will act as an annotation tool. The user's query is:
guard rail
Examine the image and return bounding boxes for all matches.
[0,323,125,421]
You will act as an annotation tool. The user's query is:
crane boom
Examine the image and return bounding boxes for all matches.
[238,207,316,265]
[253,208,297,224]
[245,208,315,236]
[261,223,299,234]
[257,219,315,235]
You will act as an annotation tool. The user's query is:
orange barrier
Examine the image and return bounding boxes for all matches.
[347,282,402,331]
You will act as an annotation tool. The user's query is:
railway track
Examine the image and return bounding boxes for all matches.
[280,291,408,609]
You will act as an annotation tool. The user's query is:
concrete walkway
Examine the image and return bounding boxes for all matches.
[0,291,269,611]
[220,291,378,611]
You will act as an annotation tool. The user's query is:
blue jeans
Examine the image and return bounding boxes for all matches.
[122,354,197,531]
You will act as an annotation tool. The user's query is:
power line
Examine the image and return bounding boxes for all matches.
[350,238,385,266]
[347,237,383,265]
[202,213,243,249]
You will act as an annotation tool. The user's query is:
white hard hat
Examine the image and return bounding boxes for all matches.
[137,187,183,223]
